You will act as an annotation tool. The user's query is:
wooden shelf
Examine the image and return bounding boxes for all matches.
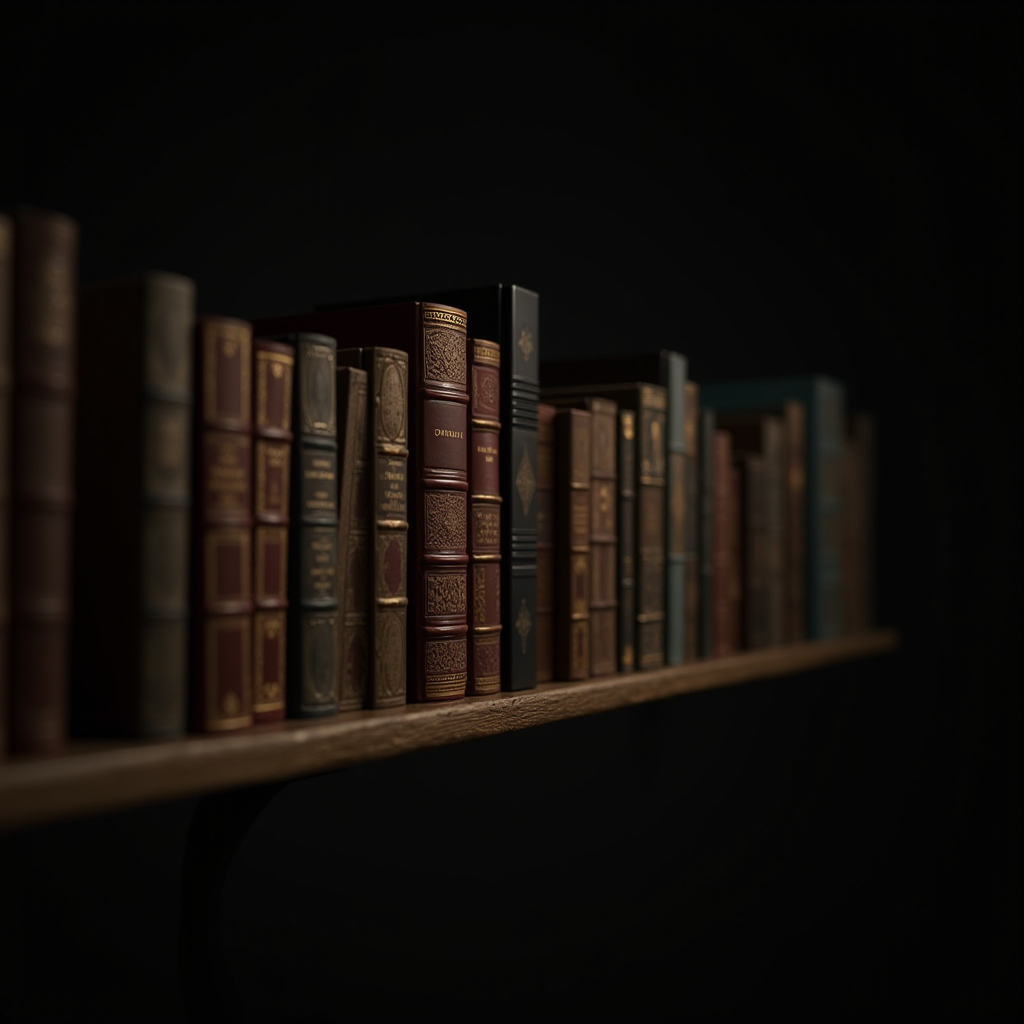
[0,629,898,831]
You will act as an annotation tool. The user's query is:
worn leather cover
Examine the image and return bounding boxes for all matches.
[252,339,294,722]
[535,402,556,682]
[683,381,701,662]
[467,338,502,694]
[191,316,254,732]
[254,303,470,703]
[699,408,717,658]
[9,208,78,754]
[336,347,410,708]
[0,214,11,757]
[713,429,734,657]
[74,272,195,739]
[618,409,636,672]
[554,408,591,680]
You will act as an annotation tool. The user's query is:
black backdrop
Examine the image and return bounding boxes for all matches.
[1,2,1021,1022]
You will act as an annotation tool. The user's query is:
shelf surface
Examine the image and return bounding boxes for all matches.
[0,629,898,831]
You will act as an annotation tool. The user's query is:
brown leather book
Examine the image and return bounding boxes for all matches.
[554,407,591,680]
[733,451,770,649]
[191,315,255,732]
[0,213,11,757]
[728,462,743,652]
[74,272,195,739]
[251,338,294,723]
[713,429,734,658]
[9,208,78,754]
[535,402,556,682]
[783,400,807,642]
[618,409,637,672]
[336,347,410,709]
[253,302,470,703]
[683,381,700,662]
[467,338,502,694]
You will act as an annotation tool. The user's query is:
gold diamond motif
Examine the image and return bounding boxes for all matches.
[516,446,536,516]
[518,328,534,362]
[516,599,532,654]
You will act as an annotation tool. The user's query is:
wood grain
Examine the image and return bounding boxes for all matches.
[0,629,898,831]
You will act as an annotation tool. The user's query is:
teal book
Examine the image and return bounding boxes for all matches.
[699,375,846,640]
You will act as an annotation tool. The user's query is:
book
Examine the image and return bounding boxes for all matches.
[541,350,688,664]
[73,271,196,739]
[191,315,254,732]
[9,208,78,754]
[728,461,742,652]
[618,408,637,672]
[540,394,618,677]
[467,338,502,695]
[336,347,410,709]
[535,402,556,683]
[683,381,700,661]
[265,331,340,718]
[554,407,591,681]
[700,376,846,639]
[317,284,539,692]
[699,407,717,658]
[0,213,11,757]
[251,338,294,723]
[782,400,807,643]
[713,428,734,657]
[254,303,470,703]
[541,382,667,670]
[717,412,785,648]
[733,451,769,649]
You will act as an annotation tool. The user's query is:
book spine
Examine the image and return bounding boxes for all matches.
[335,362,369,710]
[636,385,668,670]
[663,353,686,665]
[617,409,636,672]
[191,316,254,732]
[555,408,591,680]
[502,287,539,690]
[729,463,742,651]
[9,209,78,754]
[739,453,770,649]
[783,401,806,643]
[467,339,502,695]
[413,305,470,701]
[535,403,556,682]
[0,214,11,756]
[588,398,618,677]
[813,380,846,639]
[288,333,339,717]
[366,348,409,707]
[683,381,700,662]
[699,408,717,657]
[252,339,294,723]
[713,429,733,657]
[763,417,786,647]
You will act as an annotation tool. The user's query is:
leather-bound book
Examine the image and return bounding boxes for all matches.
[466,338,502,694]
[262,331,339,718]
[733,451,770,649]
[9,208,78,754]
[728,462,743,651]
[74,272,195,739]
[683,381,700,661]
[317,284,538,692]
[618,408,637,672]
[541,351,688,664]
[191,315,254,732]
[851,412,876,631]
[251,338,294,723]
[554,407,591,680]
[713,428,734,657]
[336,347,409,709]
[0,213,11,756]
[699,407,717,658]
[540,394,618,677]
[542,382,667,670]
[535,402,556,682]
[333,362,370,710]
[716,412,785,647]
[783,400,807,643]
[254,303,469,703]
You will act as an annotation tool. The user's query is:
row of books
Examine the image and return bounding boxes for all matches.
[0,207,876,757]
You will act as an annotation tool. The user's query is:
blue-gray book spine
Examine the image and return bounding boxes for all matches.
[699,375,846,640]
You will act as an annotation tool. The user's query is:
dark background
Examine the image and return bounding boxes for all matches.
[1,1,1020,1022]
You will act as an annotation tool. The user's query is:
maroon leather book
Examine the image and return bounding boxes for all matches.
[252,339,294,723]
[9,208,78,755]
[467,338,502,694]
[554,407,591,681]
[74,272,195,739]
[0,213,11,757]
[191,315,255,732]
[713,429,734,658]
[535,402,556,683]
[253,302,470,703]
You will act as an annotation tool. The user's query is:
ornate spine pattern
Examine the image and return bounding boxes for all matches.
[618,409,636,673]
[535,402,556,682]
[467,338,502,694]
[191,316,254,731]
[635,385,668,669]
[252,339,294,722]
